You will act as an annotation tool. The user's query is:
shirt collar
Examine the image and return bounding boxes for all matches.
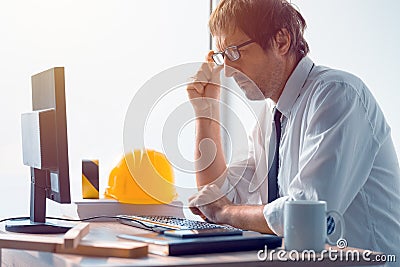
[276,56,314,118]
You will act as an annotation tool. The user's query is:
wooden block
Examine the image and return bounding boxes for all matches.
[57,240,148,258]
[0,233,148,259]
[63,222,90,249]
[0,234,59,252]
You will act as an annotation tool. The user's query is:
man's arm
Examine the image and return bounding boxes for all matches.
[194,115,227,187]
[187,52,226,187]
[221,205,274,234]
[189,184,275,234]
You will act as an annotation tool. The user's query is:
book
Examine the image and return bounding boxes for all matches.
[61,199,184,220]
[118,231,282,256]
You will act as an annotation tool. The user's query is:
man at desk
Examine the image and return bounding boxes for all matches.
[187,0,400,262]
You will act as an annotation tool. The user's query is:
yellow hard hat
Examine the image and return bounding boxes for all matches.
[104,149,177,204]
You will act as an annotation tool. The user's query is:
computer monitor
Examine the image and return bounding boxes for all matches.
[5,67,72,234]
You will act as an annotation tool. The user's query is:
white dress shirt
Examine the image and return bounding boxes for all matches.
[221,56,400,262]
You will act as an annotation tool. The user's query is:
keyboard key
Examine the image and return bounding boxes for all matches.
[117,215,241,233]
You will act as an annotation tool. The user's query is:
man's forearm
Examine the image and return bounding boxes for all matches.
[195,116,227,187]
[220,205,275,234]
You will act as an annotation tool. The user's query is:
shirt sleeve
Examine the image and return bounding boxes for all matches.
[220,126,263,204]
[221,102,273,205]
[263,79,390,236]
[220,157,256,203]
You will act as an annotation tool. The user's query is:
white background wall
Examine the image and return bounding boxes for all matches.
[0,0,209,218]
[0,0,399,219]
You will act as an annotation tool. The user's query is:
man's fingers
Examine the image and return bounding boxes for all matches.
[187,78,204,95]
[188,195,205,217]
[206,50,214,61]
[192,82,205,95]
[200,62,212,82]
[196,69,210,87]
[188,194,196,203]
[189,207,209,221]
[206,50,223,81]
[189,193,208,210]
[186,50,222,97]
[189,206,203,216]
[190,62,212,94]
[211,65,223,84]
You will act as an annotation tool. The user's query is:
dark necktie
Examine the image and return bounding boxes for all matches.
[268,108,282,203]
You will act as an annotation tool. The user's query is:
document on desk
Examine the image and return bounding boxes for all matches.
[118,231,282,256]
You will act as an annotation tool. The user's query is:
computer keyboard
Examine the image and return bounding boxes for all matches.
[117,215,242,233]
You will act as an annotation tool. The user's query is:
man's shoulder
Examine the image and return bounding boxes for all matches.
[305,64,371,105]
[305,64,389,140]
[312,65,363,89]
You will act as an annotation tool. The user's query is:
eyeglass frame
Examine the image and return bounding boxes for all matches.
[212,39,255,66]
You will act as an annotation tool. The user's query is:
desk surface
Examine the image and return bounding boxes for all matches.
[1,222,384,267]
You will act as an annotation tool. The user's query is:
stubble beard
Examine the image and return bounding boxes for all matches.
[260,62,284,102]
[236,62,285,101]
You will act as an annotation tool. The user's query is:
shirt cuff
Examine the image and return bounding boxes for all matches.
[263,196,290,236]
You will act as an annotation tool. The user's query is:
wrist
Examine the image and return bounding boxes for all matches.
[192,99,220,120]
[194,109,220,122]
[216,204,234,225]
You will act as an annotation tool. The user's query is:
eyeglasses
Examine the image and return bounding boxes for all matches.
[212,40,255,66]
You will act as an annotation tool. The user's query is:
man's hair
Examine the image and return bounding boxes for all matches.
[209,0,309,61]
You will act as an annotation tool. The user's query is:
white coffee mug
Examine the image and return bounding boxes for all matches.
[284,200,345,252]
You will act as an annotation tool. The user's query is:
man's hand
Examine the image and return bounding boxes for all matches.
[188,184,275,234]
[186,51,227,187]
[188,184,232,224]
[186,51,223,116]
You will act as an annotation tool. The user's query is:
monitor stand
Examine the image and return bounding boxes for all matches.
[5,169,72,234]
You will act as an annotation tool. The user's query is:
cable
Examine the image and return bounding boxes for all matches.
[0,216,30,223]
[0,215,159,231]
[46,215,120,222]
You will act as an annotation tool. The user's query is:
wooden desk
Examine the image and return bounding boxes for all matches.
[1,222,384,267]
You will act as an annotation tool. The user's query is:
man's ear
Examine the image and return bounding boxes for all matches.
[272,28,291,56]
